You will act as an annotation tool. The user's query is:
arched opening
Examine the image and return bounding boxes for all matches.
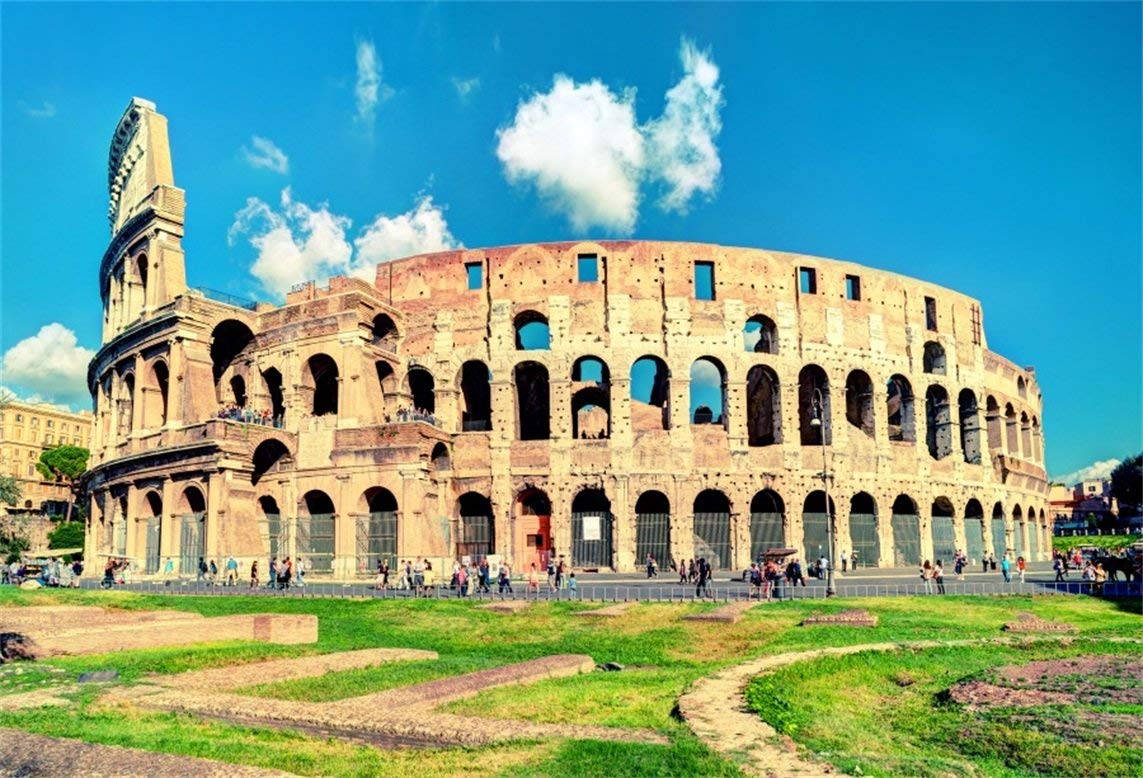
[991,501,1007,558]
[371,313,399,350]
[963,499,985,563]
[849,492,879,568]
[743,315,778,354]
[959,389,981,464]
[749,489,785,561]
[229,374,247,408]
[693,489,731,569]
[1013,504,1026,559]
[262,367,285,424]
[136,254,149,304]
[143,360,169,429]
[802,491,835,564]
[630,355,670,431]
[845,370,875,438]
[931,496,956,564]
[305,354,339,416]
[571,488,613,569]
[1016,375,1027,399]
[299,490,336,573]
[514,361,550,440]
[375,362,395,420]
[251,438,291,486]
[985,395,1002,453]
[1003,402,1019,455]
[210,320,256,403]
[798,364,831,445]
[408,367,435,414]
[514,311,550,350]
[360,488,397,573]
[459,360,492,431]
[690,357,727,428]
[120,372,136,437]
[1031,417,1042,463]
[515,488,552,571]
[887,375,915,442]
[635,490,671,568]
[142,491,162,574]
[177,485,206,575]
[571,356,610,439]
[1019,412,1032,460]
[259,495,283,560]
[890,494,921,566]
[746,365,781,446]
[457,492,494,562]
[922,341,946,374]
[925,385,953,460]
[431,442,450,470]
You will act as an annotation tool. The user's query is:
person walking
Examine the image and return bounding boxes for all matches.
[498,563,513,596]
[840,551,848,572]
[296,557,306,587]
[268,557,278,588]
[982,554,989,574]
[850,550,858,571]
[678,559,689,585]
[568,572,578,597]
[920,560,934,594]
[646,554,656,579]
[225,555,238,586]
[249,560,259,588]
[1000,555,1011,583]
[1016,556,1026,583]
[546,558,556,592]
[456,564,468,597]
[933,560,946,594]
[953,553,964,581]
[527,563,540,594]
[1053,554,1066,582]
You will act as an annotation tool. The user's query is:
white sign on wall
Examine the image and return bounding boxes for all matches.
[581,515,601,541]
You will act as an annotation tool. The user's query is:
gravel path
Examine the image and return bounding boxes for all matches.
[0,727,295,777]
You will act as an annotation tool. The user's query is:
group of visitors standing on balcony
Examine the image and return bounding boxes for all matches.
[217,404,283,428]
[384,406,438,426]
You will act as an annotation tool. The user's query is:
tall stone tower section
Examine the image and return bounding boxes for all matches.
[99,97,187,344]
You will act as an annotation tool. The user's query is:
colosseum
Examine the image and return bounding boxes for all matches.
[83,98,1051,577]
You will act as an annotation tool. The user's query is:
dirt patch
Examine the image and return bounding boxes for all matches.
[948,653,1143,710]
[947,680,1074,708]
[1002,612,1077,634]
[575,602,634,618]
[478,600,532,614]
[683,601,760,624]
[800,609,878,627]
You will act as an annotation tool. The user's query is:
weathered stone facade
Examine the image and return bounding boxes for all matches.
[84,99,1051,576]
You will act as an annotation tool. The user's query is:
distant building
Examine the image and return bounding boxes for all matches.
[0,399,92,515]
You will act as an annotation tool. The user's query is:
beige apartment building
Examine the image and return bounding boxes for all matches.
[0,399,92,515]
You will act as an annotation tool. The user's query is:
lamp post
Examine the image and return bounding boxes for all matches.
[809,388,836,597]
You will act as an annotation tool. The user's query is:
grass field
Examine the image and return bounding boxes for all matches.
[1051,533,1141,553]
[1,587,1140,776]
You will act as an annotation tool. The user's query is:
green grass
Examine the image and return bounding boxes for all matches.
[745,639,1143,777]
[1052,534,1140,553]
[1,587,1140,776]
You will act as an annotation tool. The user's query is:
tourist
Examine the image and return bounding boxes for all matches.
[498,563,513,596]
[840,550,848,572]
[953,553,964,580]
[546,558,556,592]
[678,558,689,584]
[162,556,174,581]
[688,559,697,583]
[1000,555,1011,583]
[556,558,567,591]
[479,558,491,593]
[920,561,934,594]
[568,572,578,597]
[296,557,306,587]
[456,564,468,597]
[1092,563,1107,594]
[850,550,858,571]
[413,558,425,594]
[1016,556,1026,583]
[249,560,259,588]
[646,554,656,579]
[1053,554,1066,582]
[528,563,540,593]
[268,557,278,588]
[695,557,711,598]
[748,563,762,599]
[818,555,829,579]
[933,560,946,594]
[787,557,806,588]
[197,557,207,582]
[982,554,989,574]
[376,559,390,590]
[225,555,238,586]
[208,558,218,585]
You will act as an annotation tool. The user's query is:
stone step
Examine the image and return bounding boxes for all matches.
[682,600,761,624]
[574,602,635,618]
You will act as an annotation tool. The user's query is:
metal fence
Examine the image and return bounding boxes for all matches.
[991,517,1006,558]
[458,514,493,562]
[571,512,613,569]
[891,514,921,566]
[295,514,335,573]
[635,513,670,568]
[931,515,957,564]
[965,518,985,563]
[356,512,398,573]
[849,513,879,568]
[693,512,732,569]
[144,517,161,574]
[178,512,205,574]
[803,512,829,564]
[750,512,785,561]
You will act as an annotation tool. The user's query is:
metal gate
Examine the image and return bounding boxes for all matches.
[258,513,284,560]
[571,512,613,569]
[178,512,205,575]
[296,513,335,573]
[803,512,829,565]
[931,516,957,565]
[144,517,161,574]
[458,514,494,562]
[965,518,985,564]
[891,514,921,566]
[1015,522,1026,559]
[849,512,879,567]
[635,513,670,568]
[750,512,784,562]
[357,511,397,573]
[991,517,1007,558]
[693,513,732,570]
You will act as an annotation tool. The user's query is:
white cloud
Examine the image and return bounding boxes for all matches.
[644,39,724,212]
[496,76,645,233]
[1054,459,1120,486]
[355,39,393,125]
[452,76,481,101]
[20,100,56,119]
[494,37,723,233]
[241,136,289,174]
[1,324,94,408]
[228,189,461,297]
[690,358,722,387]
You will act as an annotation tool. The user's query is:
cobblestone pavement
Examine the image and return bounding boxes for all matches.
[0,728,295,777]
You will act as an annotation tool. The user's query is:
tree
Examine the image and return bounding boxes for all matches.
[1110,453,1142,511]
[0,475,20,506]
[48,520,85,552]
[36,445,89,523]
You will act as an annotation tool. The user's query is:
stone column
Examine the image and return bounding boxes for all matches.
[612,475,632,571]
[165,338,184,427]
[204,471,223,564]
[334,473,354,579]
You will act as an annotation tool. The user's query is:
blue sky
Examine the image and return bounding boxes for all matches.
[1,2,1139,480]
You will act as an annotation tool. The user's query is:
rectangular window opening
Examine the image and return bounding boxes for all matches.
[799,267,817,295]
[694,261,715,300]
[465,262,483,291]
[845,274,861,301]
[577,254,599,283]
[925,296,938,331]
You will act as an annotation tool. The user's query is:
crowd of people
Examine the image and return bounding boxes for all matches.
[216,404,284,427]
[3,558,83,587]
[384,406,439,426]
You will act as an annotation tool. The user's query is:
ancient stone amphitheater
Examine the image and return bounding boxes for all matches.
[84,98,1049,577]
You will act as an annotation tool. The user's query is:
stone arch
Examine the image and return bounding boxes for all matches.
[922,341,946,374]
[693,489,732,570]
[691,356,727,428]
[176,484,206,574]
[459,360,492,431]
[140,489,162,573]
[958,388,982,464]
[990,501,1007,558]
[750,489,785,560]
[963,498,985,563]
[407,366,436,413]
[845,369,875,438]
[514,360,550,440]
[1013,504,1026,559]
[298,489,336,573]
[985,395,1002,452]
[630,355,670,431]
[120,370,136,437]
[229,375,247,408]
[890,494,921,566]
[1017,375,1027,399]
[571,356,610,439]
[359,487,398,572]
[1019,412,1032,460]
[262,366,286,423]
[251,438,292,486]
[1031,416,1042,463]
[746,365,781,446]
[210,319,256,403]
[135,253,149,304]
[849,492,879,568]
[925,384,953,460]
[1005,402,1019,454]
[142,359,169,429]
[514,310,550,350]
[798,364,832,445]
[635,490,671,568]
[374,361,396,419]
[259,495,284,560]
[743,314,778,354]
[514,487,552,571]
[571,487,613,569]
[304,353,339,416]
[457,492,494,562]
[931,496,957,564]
[371,313,399,350]
[431,442,450,470]
[887,375,915,442]
[802,491,835,564]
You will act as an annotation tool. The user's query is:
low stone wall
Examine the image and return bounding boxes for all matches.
[1,605,203,630]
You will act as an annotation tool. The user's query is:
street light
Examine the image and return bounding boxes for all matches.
[809,387,836,597]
